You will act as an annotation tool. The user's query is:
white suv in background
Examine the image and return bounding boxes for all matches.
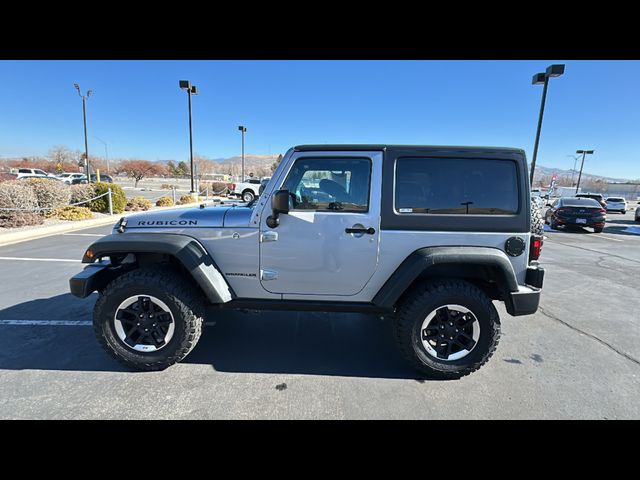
[605,197,627,214]
[11,168,57,178]
[57,173,87,184]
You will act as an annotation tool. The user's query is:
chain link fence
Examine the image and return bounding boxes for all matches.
[0,188,115,214]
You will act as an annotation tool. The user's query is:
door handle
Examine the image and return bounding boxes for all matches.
[345,227,376,235]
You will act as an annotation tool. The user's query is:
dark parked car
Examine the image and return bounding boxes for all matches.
[70,174,113,185]
[545,197,607,233]
[575,193,607,209]
[90,174,113,183]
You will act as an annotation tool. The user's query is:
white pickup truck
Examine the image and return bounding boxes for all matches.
[230,177,270,202]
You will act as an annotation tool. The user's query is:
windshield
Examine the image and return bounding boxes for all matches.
[561,198,602,207]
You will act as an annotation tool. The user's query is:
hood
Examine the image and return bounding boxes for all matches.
[123,205,253,230]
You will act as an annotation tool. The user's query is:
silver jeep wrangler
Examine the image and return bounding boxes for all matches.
[70,145,545,379]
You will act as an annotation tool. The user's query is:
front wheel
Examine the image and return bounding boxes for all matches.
[393,279,501,380]
[242,190,255,202]
[93,267,205,371]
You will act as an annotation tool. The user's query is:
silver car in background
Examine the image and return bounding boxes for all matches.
[605,197,627,214]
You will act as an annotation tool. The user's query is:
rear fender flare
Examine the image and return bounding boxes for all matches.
[372,246,518,309]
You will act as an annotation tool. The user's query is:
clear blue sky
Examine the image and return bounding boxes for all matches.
[0,60,638,178]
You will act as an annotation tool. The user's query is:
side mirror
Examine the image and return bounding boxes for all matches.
[266,189,290,228]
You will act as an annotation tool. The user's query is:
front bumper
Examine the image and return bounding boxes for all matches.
[69,263,116,298]
[504,266,544,316]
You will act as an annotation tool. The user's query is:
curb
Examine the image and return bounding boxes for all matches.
[0,216,117,247]
[0,200,222,248]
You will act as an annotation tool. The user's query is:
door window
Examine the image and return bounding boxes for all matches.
[282,157,371,212]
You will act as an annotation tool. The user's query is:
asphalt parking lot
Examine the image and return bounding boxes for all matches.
[0,212,639,419]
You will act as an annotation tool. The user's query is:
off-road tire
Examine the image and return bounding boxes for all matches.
[393,279,501,380]
[242,190,255,202]
[93,267,205,371]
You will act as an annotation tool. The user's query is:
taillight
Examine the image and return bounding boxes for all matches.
[530,235,542,261]
[229,183,236,191]
[598,209,606,214]
[555,208,569,214]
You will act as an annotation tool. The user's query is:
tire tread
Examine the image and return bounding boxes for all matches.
[93,267,204,371]
[393,279,501,380]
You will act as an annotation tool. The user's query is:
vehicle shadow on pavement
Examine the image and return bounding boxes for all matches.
[0,293,130,373]
[0,294,423,379]
[187,309,423,380]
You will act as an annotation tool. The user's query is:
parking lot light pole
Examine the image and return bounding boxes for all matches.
[530,64,565,185]
[74,83,92,181]
[575,149,594,194]
[238,125,247,181]
[94,136,110,174]
[179,80,198,194]
[567,154,581,186]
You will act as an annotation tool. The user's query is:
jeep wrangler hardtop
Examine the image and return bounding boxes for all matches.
[70,145,544,379]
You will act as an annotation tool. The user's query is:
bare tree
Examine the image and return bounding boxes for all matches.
[117,160,165,187]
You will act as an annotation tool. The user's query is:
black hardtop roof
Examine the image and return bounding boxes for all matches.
[294,144,526,156]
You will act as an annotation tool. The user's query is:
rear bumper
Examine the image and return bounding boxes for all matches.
[504,266,544,316]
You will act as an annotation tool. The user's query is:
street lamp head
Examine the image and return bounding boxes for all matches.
[532,73,546,85]
[87,90,93,97]
[576,150,584,154]
[238,125,246,132]
[190,85,198,95]
[73,83,80,91]
[576,149,594,155]
[546,64,565,77]
[179,80,191,90]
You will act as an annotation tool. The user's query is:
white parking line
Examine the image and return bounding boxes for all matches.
[0,319,217,326]
[62,233,106,237]
[0,320,91,326]
[0,256,81,262]
[587,234,624,243]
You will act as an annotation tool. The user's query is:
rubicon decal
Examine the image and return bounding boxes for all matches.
[137,220,198,226]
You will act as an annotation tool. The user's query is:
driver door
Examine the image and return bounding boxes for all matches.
[259,151,382,296]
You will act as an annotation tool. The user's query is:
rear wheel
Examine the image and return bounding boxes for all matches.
[594,227,604,233]
[242,190,255,202]
[93,267,205,371]
[393,279,501,380]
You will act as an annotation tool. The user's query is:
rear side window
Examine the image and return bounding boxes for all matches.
[606,197,624,202]
[395,157,519,215]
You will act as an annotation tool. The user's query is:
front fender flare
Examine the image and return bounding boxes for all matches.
[72,233,234,304]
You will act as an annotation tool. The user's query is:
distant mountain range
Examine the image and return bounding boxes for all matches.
[211,154,279,169]
[533,164,635,183]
